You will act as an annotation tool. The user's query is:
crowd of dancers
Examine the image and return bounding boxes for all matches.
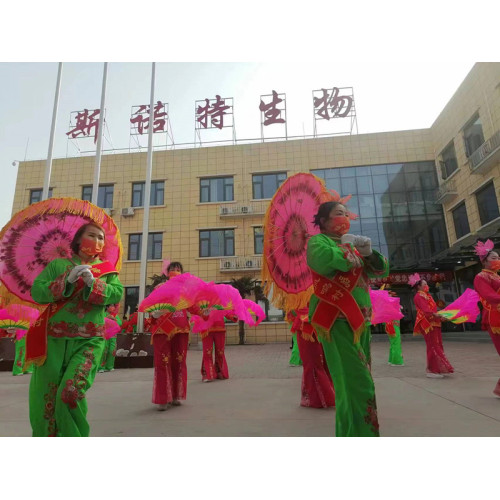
[1,201,500,437]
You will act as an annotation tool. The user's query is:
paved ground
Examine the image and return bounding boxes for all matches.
[1,337,499,437]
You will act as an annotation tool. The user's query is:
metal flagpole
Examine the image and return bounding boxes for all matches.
[137,62,156,333]
[92,62,108,205]
[42,62,63,200]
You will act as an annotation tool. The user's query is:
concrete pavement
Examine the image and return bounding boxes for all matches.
[1,338,499,437]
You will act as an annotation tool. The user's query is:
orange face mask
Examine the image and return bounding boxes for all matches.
[326,215,351,236]
[490,260,500,271]
[168,270,181,278]
[80,237,104,256]
[422,285,430,292]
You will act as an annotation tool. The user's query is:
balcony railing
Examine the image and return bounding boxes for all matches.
[219,256,262,271]
[469,129,500,174]
[219,201,268,217]
[435,179,458,204]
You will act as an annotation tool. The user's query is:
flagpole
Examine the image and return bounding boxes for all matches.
[137,62,156,333]
[42,62,63,201]
[92,62,108,206]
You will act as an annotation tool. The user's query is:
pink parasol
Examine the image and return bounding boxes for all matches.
[369,289,404,325]
[0,197,122,303]
[261,173,357,313]
[436,289,480,324]
[261,173,327,312]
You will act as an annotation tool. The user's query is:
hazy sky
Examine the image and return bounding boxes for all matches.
[0,61,476,228]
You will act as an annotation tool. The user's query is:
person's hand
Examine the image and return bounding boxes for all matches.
[80,269,95,287]
[354,236,372,256]
[340,234,357,245]
[6,327,17,334]
[67,264,91,283]
[151,310,165,318]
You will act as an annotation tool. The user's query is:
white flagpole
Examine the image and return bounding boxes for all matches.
[42,62,63,200]
[92,62,108,205]
[137,62,156,333]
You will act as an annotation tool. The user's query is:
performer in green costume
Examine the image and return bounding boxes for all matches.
[98,304,122,372]
[13,335,33,375]
[385,320,404,366]
[307,201,388,437]
[27,223,123,437]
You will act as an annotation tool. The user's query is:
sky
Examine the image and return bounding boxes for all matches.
[0,61,477,228]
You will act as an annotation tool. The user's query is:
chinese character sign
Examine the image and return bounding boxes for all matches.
[66,109,101,143]
[196,95,232,130]
[130,101,167,135]
[313,87,354,120]
[259,90,286,126]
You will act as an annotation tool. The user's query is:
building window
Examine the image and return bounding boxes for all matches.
[128,233,163,261]
[252,172,286,199]
[463,114,485,157]
[199,229,235,257]
[29,188,53,204]
[131,181,165,207]
[124,286,139,317]
[254,227,264,254]
[82,184,114,208]
[475,182,500,226]
[440,141,458,179]
[200,177,234,203]
[452,202,470,239]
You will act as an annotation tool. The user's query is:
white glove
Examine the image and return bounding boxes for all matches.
[354,236,372,256]
[6,327,17,334]
[80,269,95,287]
[67,264,91,283]
[340,234,357,245]
[151,310,165,318]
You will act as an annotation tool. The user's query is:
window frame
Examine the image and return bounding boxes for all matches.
[199,229,235,257]
[199,176,234,203]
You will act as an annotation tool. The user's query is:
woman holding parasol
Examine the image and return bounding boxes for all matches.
[306,200,389,437]
[0,198,124,437]
[409,273,453,378]
[473,240,500,396]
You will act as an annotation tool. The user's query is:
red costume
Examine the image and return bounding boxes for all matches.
[473,269,500,396]
[289,308,335,408]
[413,291,454,375]
[200,315,233,382]
[150,310,190,404]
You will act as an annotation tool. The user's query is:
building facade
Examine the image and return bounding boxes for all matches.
[11,63,500,339]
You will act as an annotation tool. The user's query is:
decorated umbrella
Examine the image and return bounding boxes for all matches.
[369,289,404,325]
[261,172,356,312]
[0,197,123,303]
[4,304,41,339]
[0,309,20,330]
[436,289,481,324]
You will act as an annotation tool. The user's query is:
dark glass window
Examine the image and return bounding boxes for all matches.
[199,229,235,257]
[254,227,264,254]
[440,142,458,179]
[131,181,164,207]
[476,182,500,226]
[124,286,139,317]
[463,114,485,157]
[252,173,286,199]
[200,177,234,202]
[82,184,114,208]
[128,233,163,260]
[452,202,470,239]
[29,188,53,204]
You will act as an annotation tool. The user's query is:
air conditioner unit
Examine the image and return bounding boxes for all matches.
[240,206,249,214]
[245,260,254,268]
[223,261,231,269]
[103,208,113,216]
[121,207,135,217]
[221,207,229,215]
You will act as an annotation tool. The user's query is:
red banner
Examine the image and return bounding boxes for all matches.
[369,271,454,286]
